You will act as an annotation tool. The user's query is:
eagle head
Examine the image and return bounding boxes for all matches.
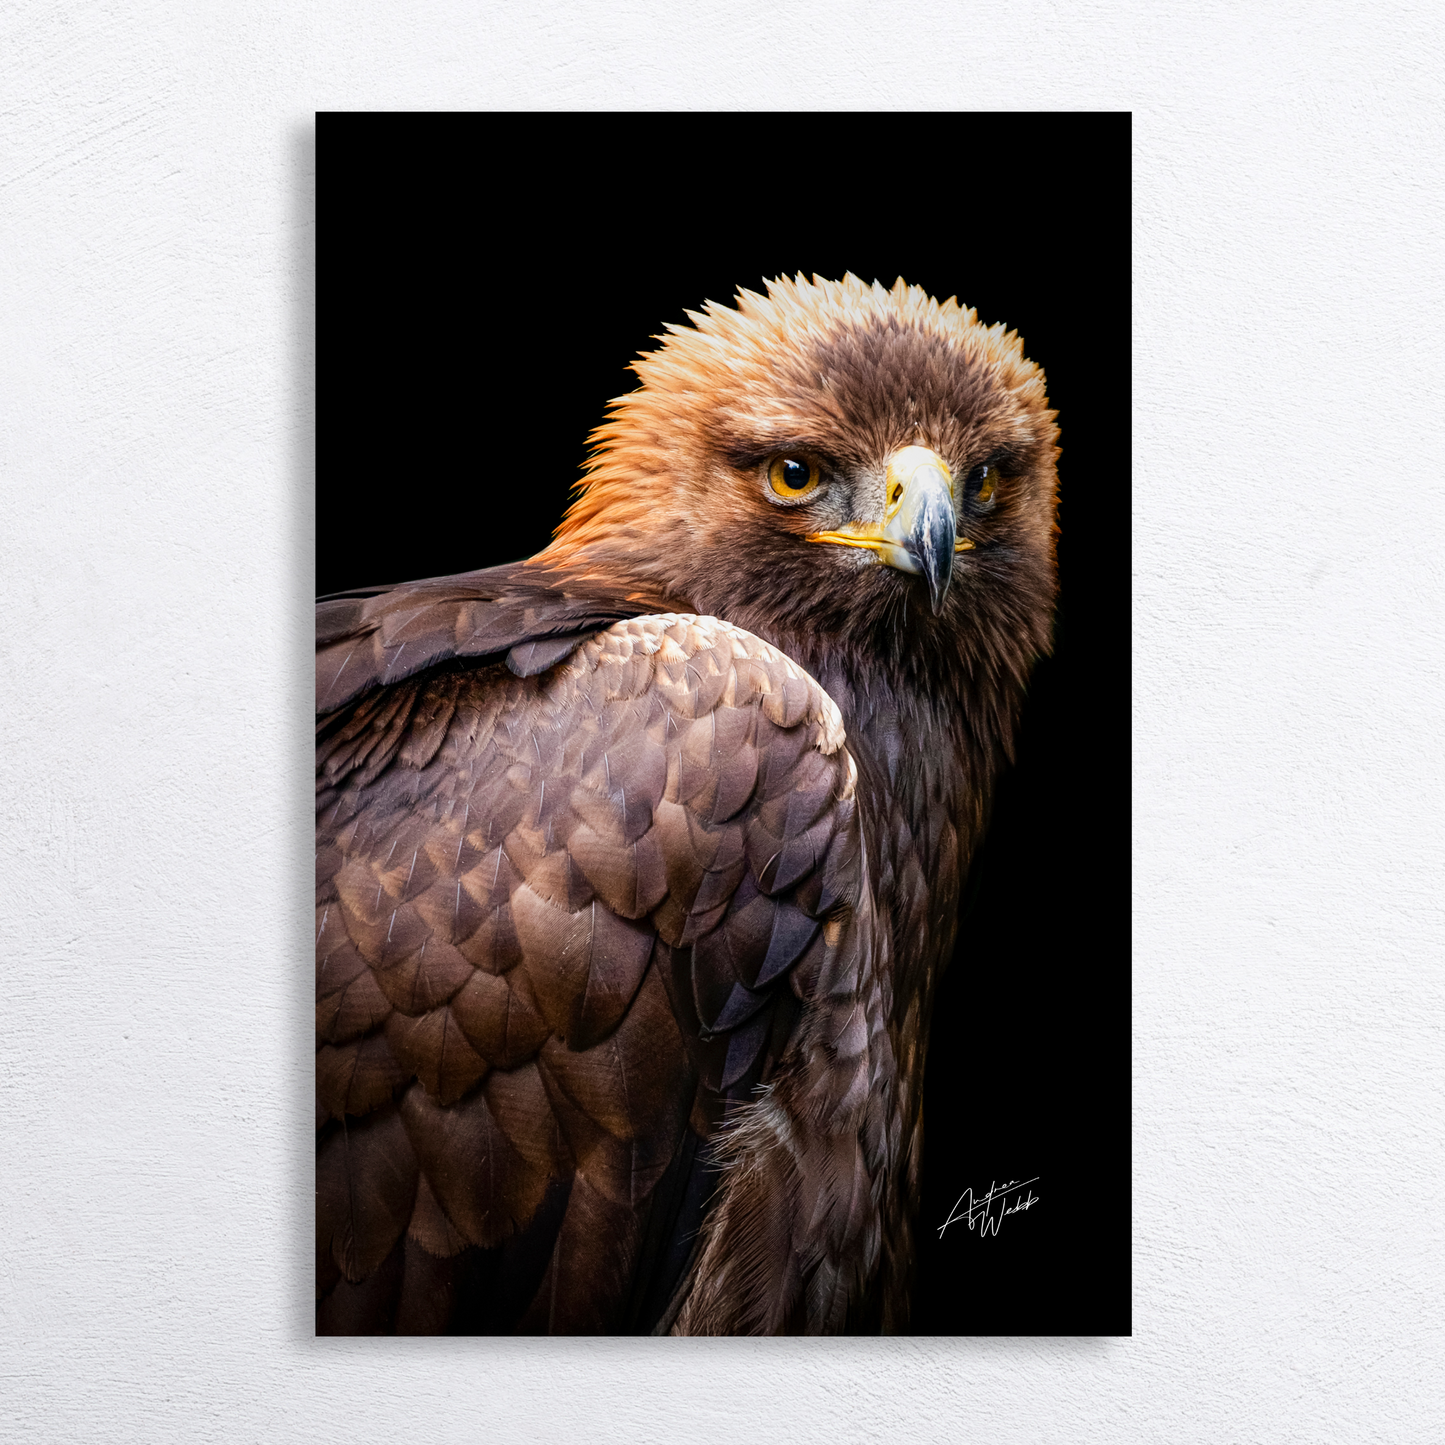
[537,273,1059,683]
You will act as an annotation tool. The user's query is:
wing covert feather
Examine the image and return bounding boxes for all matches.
[317,609,883,1334]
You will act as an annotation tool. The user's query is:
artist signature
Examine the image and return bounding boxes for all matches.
[938,1178,1040,1239]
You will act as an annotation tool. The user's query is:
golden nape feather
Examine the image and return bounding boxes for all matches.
[316,273,1059,1334]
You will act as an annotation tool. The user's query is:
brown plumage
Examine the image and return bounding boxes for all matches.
[315,274,1059,1334]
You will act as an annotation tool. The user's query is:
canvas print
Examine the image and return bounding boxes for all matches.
[314,113,1130,1334]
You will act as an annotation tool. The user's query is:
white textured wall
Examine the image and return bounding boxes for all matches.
[3,3,1443,1441]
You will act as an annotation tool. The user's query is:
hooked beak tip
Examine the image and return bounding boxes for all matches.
[921,543,953,615]
[928,572,949,615]
[914,491,956,616]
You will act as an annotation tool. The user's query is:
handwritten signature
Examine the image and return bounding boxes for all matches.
[938,1178,1040,1239]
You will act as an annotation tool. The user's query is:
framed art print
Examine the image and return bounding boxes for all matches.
[315,111,1130,1335]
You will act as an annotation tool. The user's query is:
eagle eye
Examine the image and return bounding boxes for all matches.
[768,456,820,500]
[965,461,999,507]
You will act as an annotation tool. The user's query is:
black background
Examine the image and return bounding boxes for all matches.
[319,112,1130,1334]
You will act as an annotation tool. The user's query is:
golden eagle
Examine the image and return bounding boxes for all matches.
[315,274,1059,1334]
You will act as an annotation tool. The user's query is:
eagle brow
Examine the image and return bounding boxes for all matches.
[982,442,1030,475]
[720,438,842,472]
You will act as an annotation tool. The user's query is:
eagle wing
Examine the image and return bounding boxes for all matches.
[316,594,895,1334]
[316,561,666,715]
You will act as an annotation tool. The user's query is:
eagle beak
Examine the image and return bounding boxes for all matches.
[805,445,964,615]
